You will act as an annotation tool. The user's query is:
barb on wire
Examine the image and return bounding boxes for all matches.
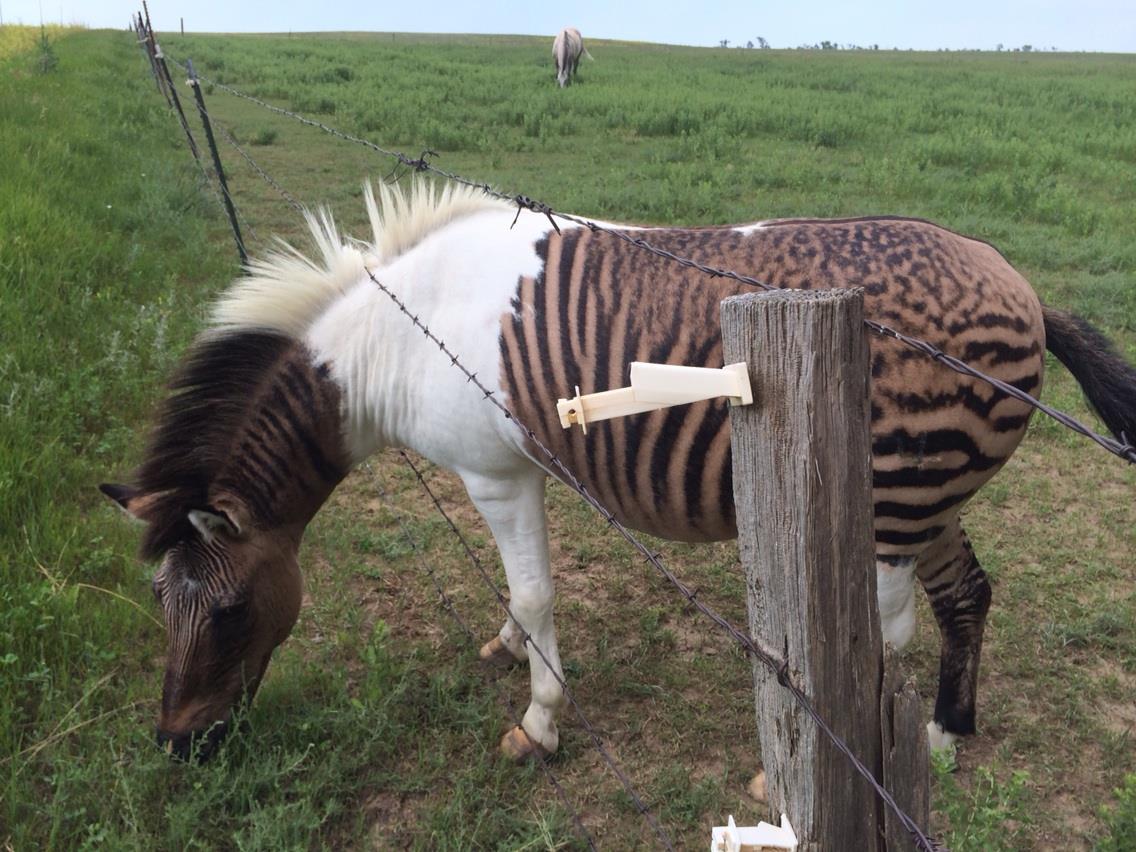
[384,148,438,184]
[512,196,560,234]
[365,268,939,852]
[395,450,676,852]
[368,459,598,852]
[169,62,1135,467]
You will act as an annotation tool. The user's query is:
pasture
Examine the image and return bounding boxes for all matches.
[2,26,1135,849]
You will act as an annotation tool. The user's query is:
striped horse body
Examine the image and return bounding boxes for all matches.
[553,27,590,87]
[104,182,1136,761]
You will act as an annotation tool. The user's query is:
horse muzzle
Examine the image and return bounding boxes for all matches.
[156,718,230,763]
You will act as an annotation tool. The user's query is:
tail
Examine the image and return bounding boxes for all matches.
[1043,306,1136,446]
[583,46,594,60]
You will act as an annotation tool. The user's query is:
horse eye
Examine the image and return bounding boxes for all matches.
[211,600,249,622]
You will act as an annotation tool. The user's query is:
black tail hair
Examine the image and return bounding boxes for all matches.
[1043,306,1136,448]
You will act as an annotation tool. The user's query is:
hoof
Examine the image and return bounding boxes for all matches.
[747,770,767,803]
[500,726,549,763]
[479,636,520,669]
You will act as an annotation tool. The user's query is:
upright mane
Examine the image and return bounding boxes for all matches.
[209,180,507,338]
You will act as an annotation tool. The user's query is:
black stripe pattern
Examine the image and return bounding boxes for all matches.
[498,218,1044,550]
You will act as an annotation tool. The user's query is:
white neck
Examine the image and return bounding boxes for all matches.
[301,207,554,470]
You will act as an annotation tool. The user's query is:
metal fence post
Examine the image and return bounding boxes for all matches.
[721,289,927,851]
[185,58,247,265]
[151,39,201,165]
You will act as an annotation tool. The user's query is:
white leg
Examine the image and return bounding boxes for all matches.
[877,556,917,650]
[927,720,959,752]
[461,468,564,756]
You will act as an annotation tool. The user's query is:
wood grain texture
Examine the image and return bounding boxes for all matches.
[881,647,932,852]
[722,289,884,851]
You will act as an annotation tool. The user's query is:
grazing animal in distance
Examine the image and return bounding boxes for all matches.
[553,26,591,87]
[102,180,1136,763]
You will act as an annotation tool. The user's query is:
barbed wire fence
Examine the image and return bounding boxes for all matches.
[135,15,1127,850]
[142,43,691,848]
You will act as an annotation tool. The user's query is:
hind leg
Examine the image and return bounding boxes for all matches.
[877,554,918,650]
[916,519,992,750]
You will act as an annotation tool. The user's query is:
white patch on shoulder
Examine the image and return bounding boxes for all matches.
[877,557,917,649]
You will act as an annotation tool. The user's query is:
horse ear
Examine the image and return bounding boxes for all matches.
[188,508,241,543]
[187,496,249,543]
[100,483,160,522]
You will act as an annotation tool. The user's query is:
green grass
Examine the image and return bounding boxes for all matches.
[2,28,1134,850]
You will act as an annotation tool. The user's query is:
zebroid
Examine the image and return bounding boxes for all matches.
[102,180,1136,761]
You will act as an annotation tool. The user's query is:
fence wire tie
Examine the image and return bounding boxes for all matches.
[385,148,438,184]
[511,195,561,234]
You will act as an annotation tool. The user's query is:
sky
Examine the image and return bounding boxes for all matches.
[3,0,1134,53]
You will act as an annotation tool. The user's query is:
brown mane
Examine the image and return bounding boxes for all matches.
[132,330,298,559]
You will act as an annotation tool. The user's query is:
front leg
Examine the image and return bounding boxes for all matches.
[461,468,565,759]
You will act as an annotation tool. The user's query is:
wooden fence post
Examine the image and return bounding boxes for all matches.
[136,12,165,99]
[721,288,927,851]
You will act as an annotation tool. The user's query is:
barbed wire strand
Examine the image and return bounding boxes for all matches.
[147,62,940,848]
[367,459,600,851]
[393,450,676,851]
[169,60,1135,467]
[214,121,306,214]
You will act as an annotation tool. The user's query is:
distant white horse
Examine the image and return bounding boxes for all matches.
[552,26,591,87]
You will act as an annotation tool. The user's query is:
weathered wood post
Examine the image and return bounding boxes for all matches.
[721,289,929,851]
[136,12,164,99]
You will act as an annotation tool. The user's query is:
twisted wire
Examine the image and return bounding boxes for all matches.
[395,451,676,851]
[214,122,306,214]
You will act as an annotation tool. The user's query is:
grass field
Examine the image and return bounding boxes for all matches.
[2,26,1135,850]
